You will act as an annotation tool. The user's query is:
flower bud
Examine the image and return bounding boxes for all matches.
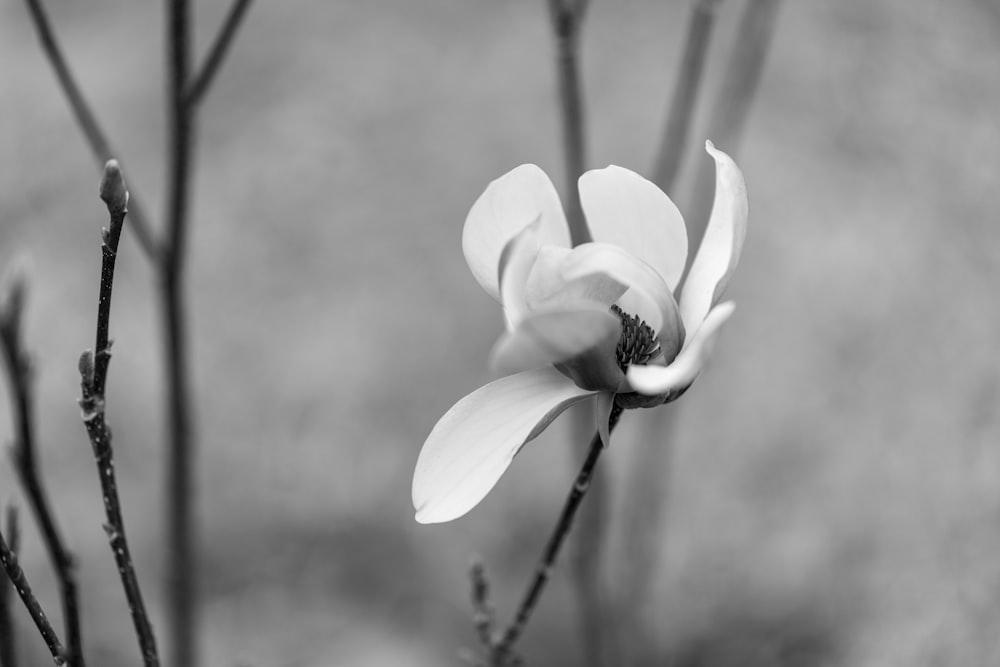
[99,159,129,214]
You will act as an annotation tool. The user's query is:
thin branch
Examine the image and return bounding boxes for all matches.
[685,0,783,248]
[21,0,160,262]
[547,0,591,246]
[489,406,623,664]
[0,506,20,667]
[0,528,65,665]
[0,266,86,667]
[650,0,723,196]
[469,559,497,653]
[185,0,254,106]
[163,3,198,667]
[77,162,160,667]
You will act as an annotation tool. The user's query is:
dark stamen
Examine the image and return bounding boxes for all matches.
[611,305,660,372]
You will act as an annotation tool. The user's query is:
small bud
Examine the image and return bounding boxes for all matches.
[99,159,129,213]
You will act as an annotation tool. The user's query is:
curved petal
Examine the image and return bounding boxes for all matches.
[498,217,542,328]
[579,165,688,291]
[679,143,748,335]
[463,165,571,302]
[559,243,673,334]
[413,368,596,524]
[489,305,621,376]
[625,301,735,396]
[525,245,628,313]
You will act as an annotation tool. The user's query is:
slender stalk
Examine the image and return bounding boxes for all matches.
[186,0,254,106]
[0,506,20,667]
[547,0,591,246]
[469,559,497,652]
[493,406,623,662]
[163,3,197,666]
[21,0,159,261]
[0,529,65,665]
[651,0,723,196]
[78,162,160,667]
[0,270,85,667]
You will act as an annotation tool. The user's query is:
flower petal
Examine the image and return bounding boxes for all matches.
[498,217,542,328]
[559,243,673,334]
[489,305,621,376]
[579,165,689,291]
[413,368,596,524]
[463,165,571,302]
[625,301,735,396]
[679,143,748,334]
[525,245,628,313]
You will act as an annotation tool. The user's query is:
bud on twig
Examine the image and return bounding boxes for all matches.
[99,160,129,214]
[78,350,95,386]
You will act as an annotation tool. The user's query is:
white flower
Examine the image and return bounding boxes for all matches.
[413,142,748,524]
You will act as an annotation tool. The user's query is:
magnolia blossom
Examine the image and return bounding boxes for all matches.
[413,142,748,524]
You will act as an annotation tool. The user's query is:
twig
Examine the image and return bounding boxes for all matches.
[547,0,591,246]
[488,406,623,663]
[0,265,86,667]
[650,0,723,196]
[21,0,159,261]
[684,0,783,247]
[0,505,20,667]
[469,559,498,660]
[186,0,254,106]
[0,527,65,665]
[78,162,160,667]
[163,3,198,666]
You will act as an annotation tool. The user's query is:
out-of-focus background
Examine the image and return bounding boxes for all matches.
[2,0,999,665]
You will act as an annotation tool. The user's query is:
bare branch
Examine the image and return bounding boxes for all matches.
[1,264,86,667]
[0,505,20,667]
[163,3,198,666]
[651,0,723,195]
[0,528,65,665]
[685,0,783,247]
[547,0,591,246]
[22,0,160,261]
[77,162,161,667]
[186,0,254,105]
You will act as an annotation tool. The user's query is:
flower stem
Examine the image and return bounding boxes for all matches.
[493,405,623,662]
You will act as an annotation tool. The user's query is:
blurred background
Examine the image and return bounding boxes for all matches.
[2,0,999,665]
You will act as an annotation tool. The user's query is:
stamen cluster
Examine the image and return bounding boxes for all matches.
[610,305,660,372]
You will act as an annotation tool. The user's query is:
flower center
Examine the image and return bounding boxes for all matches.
[611,304,660,372]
